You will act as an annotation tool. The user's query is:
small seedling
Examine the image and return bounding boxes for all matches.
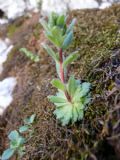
[41,12,91,126]
[1,114,36,160]
[1,130,25,160]
[20,48,40,62]
[19,114,36,137]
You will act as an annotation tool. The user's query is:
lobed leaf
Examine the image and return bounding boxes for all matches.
[74,82,91,99]
[67,75,78,97]
[72,105,78,123]
[54,104,73,126]
[80,82,91,97]
[51,79,65,91]
[48,96,67,103]
[20,48,39,62]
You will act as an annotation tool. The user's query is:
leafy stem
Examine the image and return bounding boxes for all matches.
[59,48,71,102]
[41,12,91,126]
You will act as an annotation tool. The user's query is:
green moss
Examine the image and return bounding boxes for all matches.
[69,5,120,80]
[25,5,119,159]
[4,5,120,160]
[33,23,42,39]
[7,24,18,38]
[7,16,26,38]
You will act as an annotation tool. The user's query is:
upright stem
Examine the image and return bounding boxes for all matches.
[59,48,71,102]
[59,48,65,83]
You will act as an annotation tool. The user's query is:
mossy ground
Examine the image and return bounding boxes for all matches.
[0,5,120,160]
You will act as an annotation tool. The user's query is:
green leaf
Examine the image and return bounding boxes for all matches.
[72,105,78,123]
[62,31,73,49]
[19,125,29,133]
[57,15,65,27]
[54,102,68,107]
[20,48,40,62]
[66,18,76,34]
[17,137,26,145]
[1,148,15,160]
[48,12,58,27]
[67,75,77,97]
[18,146,25,158]
[79,82,91,97]
[10,137,25,149]
[63,51,79,68]
[48,96,67,103]
[24,114,36,125]
[46,33,59,47]
[54,104,73,126]
[56,61,61,78]
[51,80,91,126]
[10,140,19,149]
[42,44,59,62]
[28,114,36,124]
[8,130,19,141]
[48,13,55,28]
[40,19,49,33]
[51,26,64,47]
[51,79,65,91]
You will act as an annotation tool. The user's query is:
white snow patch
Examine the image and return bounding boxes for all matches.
[41,0,68,15]
[0,39,16,115]
[41,0,118,15]
[0,0,119,19]
[0,0,38,19]
[26,0,38,11]
[99,0,112,9]
[0,19,8,25]
[0,38,13,74]
[0,77,17,115]
[41,0,99,15]
[0,0,26,19]
[69,0,99,10]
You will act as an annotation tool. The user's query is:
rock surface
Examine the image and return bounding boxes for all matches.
[0,4,120,160]
[0,0,38,19]
[0,39,16,116]
[0,0,119,20]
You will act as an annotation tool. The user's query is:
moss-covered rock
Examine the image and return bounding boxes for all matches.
[1,4,120,160]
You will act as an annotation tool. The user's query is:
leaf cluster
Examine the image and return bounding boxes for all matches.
[20,48,40,62]
[19,114,36,137]
[41,12,91,126]
[49,76,91,126]
[1,114,36,160]
[41,12,76,49]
